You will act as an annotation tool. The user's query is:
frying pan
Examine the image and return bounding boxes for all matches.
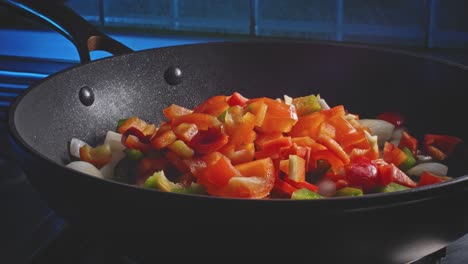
[4,1,468,263]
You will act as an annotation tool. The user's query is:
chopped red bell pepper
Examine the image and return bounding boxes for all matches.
[284,177,318,192]
[173,123,199,142]
[417,171,450,187]
[423,134,462,160]
[193,95,230,117]
[377,111,405,127]
[188,127,229,154]
[273,179,297,196]
[150,130,177,149]
[227,92,249,107]
[122,134,153,154]
[379,163,416,188]
[398,131,418,156]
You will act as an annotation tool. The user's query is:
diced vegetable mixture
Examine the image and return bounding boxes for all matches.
[67,92,462,199]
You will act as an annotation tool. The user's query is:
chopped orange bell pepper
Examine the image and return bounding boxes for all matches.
[172,113,222,130]
[163,104,193,120]
[193,95,229,117]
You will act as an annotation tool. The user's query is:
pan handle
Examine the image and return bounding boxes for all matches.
[1,0,134,63]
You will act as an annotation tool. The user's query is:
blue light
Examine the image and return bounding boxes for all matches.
[0,70,48,79]
[0,29,220,61]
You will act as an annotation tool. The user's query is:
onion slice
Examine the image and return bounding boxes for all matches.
[66,161,103,178]
[357,119,395,147]
[389,127,405,146]
[283,95,293,105]
[319,98,330,110]
[99,150,126,179]
[104,131,126,151]
[406,162,448,177]
[69,138,88,158]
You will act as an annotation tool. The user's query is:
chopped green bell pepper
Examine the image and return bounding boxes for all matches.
[292,94,322,116]
[291,188,323,200]
[375,182,410,193]
[399,147,417,171]
[334,187,363,197]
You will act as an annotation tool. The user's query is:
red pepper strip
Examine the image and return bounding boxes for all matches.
[398,131,418,156]
[316,134,350,165]
[379,163,416,188]
[193,95,230,117]
[417,171,449,187]
[163,104,193,120]
[269,159,295,196]
[122,134,153,154]
[173,123,199,143]
[122,127,151,143]
[189,127,229,154]
[284,177,319,192]
[382,142,407,167]
[150,130,177,149]
[117,116,148,134]
[227,92,249,107]
[172,113,222,130]
[273,179,297,196]
[120,127,154,153]
[423,134,462,160]
[377,111,405,127]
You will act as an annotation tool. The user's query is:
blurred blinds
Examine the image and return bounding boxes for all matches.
[63,0,468,49]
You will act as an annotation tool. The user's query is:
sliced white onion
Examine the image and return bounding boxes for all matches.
[389,127,405,146]
[344,113,358,121]
[66,161,103,178]
[416,154,433,163]
[99,150,126,180]
[319,98,330,110]
[357,119,395,147]
[69,138,89,158]
[406,162,448,177]
[104,131,126,152]
[283,95,293,105]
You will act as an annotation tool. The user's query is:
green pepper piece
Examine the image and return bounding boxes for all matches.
[171,182,207,195]
[334,187,363,197]
[143,171,175,191]
[291,188,323,200]
[116,118,128,130]
[167,140,195,159]
[375,182,410,193]
[124,149,144,161]
[292,94,322,116]
[399,147,417,171]
[217,110,227,122]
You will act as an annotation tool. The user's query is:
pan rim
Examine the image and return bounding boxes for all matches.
[8,39,468,206]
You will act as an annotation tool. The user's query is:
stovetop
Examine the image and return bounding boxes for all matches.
[2,49,468,264]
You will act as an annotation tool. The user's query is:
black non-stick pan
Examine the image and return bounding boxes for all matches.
[4,1,468,263]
